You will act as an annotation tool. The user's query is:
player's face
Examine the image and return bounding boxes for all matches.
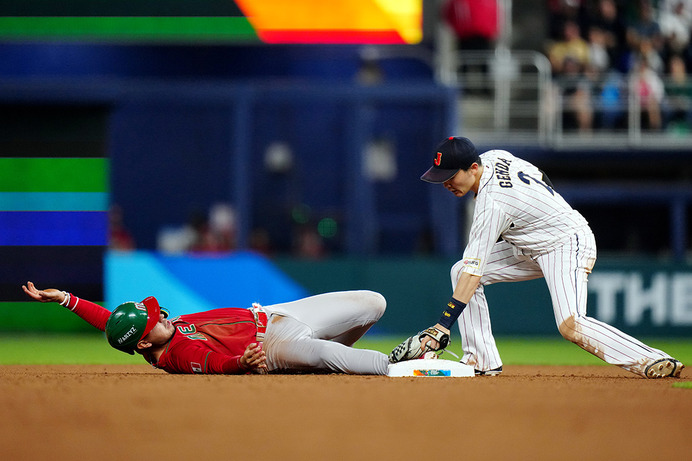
[144,313,176,345]
[443,165,480,197]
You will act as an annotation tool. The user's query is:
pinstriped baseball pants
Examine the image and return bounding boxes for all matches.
[452,229,671,377]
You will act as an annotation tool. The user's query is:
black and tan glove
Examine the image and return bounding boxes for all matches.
[388,327,450,363]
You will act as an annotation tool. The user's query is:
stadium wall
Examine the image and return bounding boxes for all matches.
[3,252,691,337]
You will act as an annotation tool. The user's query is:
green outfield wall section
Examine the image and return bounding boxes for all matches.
[3,254,691,336]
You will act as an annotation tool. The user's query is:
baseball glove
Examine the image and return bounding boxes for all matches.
[388,327,450,363]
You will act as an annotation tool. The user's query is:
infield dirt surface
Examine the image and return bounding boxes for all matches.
[1,364,689,461]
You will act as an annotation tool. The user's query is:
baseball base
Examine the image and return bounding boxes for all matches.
[387,359,475,377]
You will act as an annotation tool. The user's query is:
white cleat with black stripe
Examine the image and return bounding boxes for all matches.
[474,366,503,376]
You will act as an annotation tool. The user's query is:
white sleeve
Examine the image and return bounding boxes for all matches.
[461,194,512,276]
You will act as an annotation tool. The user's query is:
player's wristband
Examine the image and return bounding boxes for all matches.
[438,297,467,330]
[59,291,71,307]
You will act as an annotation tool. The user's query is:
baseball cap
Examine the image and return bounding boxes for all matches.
[420,136,479,183]
[105,296,166,355]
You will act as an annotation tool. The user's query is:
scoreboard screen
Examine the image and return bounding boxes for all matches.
[0,0,422,44]
[0,104,109,305]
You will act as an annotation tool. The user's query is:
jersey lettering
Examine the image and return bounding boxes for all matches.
[176,324,208,341]
[177,324,196,334]
[494,158,513,188]
[517,171,554,195]
[188,333,208,340]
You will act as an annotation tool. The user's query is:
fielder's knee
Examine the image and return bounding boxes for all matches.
[557,315,580,344]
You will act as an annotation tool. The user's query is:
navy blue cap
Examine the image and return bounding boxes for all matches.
[420,137,479,184]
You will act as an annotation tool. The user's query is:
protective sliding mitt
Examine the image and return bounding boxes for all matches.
[388,327,450,363]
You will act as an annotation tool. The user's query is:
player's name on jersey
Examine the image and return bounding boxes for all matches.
[494,157,512,188]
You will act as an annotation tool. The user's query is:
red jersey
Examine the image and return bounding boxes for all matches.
[155,309,257,374]
[65,295,257,374]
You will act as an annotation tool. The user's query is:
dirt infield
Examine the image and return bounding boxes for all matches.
[1,365,689,461]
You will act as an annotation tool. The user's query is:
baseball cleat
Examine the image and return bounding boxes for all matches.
[474,366,503,376]
[644,358,684,378]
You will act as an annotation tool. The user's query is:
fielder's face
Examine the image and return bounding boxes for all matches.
[443,163,482,197]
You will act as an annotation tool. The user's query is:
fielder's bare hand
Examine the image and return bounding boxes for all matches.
[22,281,66,304]
[239,342,267,372]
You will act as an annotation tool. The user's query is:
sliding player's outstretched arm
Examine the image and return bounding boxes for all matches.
[22,281,111,331]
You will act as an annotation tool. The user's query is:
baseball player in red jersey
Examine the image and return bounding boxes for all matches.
[390,137,684,379]
[23,281,389,375]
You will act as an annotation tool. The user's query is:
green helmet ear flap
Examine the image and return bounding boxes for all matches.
[105,302,148,354]
[105,297,162,354]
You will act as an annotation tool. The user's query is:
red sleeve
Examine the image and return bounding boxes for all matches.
[63,294,111,332]
[206,350,247,374]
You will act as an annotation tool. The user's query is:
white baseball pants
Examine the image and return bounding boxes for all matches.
[452,229,672,377]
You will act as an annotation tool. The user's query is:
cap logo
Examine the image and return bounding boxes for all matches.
[434,152,442,166]
[134,302,146,312]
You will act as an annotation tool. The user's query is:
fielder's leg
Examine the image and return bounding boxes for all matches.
[453,240,543,372]
[538,229,678,378]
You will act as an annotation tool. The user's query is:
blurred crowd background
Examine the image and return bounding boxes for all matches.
[544,0,692,133]
[1,0,691,264]
[2,0,691,335]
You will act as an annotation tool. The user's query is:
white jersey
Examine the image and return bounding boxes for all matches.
[462,150,589,277]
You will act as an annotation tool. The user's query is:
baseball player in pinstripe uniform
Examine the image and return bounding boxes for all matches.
[390,137,684,379]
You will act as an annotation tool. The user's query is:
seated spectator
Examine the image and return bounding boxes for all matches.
[548,20,591,74]
[597,70,627,130]
[626,0,664,72]
[156,204,238,254]
[546,0,585,41]
[560,56,595,132]
[637,36,665,74]
[587,25,611,73]
[664,54,692,132]
[443,0,500,52]
[191,203,238,253]
[658,0,692,57]
[584,0,628,72]
[442,0,501,95]
[630,55,666,130]
[547,20,594,132]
